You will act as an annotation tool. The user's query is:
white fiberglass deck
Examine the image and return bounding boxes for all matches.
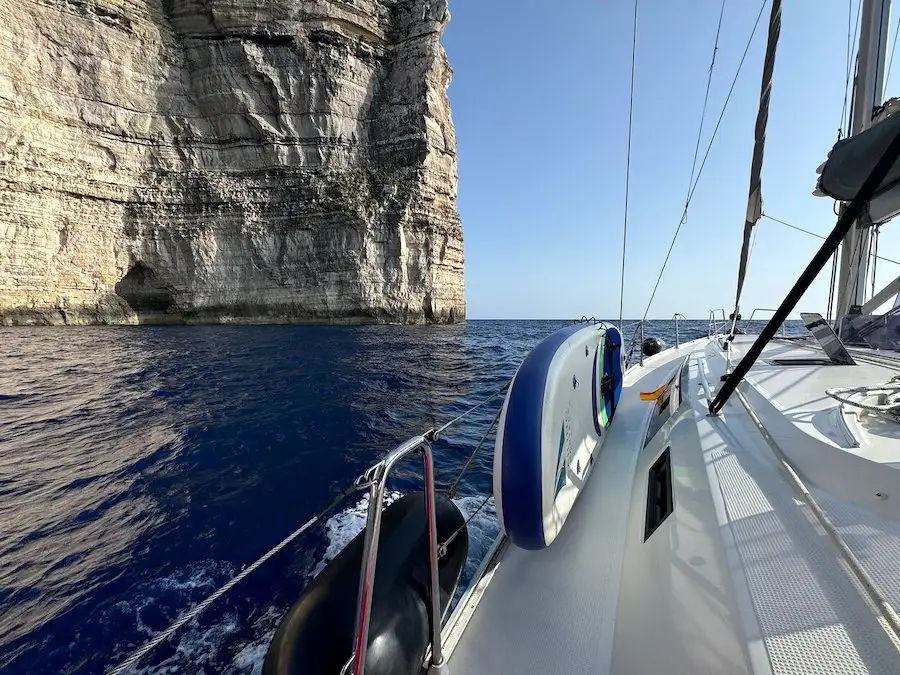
[732,335,900,466]
[445,335,900,674]
[447,345,694,675]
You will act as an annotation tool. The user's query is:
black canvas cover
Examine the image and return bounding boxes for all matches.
[817,111,900,202]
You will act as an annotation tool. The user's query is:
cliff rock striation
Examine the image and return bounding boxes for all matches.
[0,0,464,324]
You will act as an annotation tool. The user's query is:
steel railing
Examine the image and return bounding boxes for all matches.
[624,314,696,366]
[622,319,646,367]
[748,308,787,337]
[344,435,445,675]
[707,308,789,339]
[673,313,687,348]
[708,308,728,338]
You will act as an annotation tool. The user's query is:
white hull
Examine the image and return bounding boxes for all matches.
[443,334,900,674]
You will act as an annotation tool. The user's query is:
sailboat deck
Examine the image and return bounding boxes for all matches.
[444,336,900,674]
[731,335,900,466]
[812,484,900,638]
[699,340,900,674]
[446,345,690,675]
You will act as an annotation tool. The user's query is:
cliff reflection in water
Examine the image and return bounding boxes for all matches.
[0,322,542,675]
[0,329,184,657]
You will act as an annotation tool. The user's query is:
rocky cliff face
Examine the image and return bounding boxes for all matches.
[0,0,464,325]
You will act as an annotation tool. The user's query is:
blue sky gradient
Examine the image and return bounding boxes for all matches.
[443,0,900,319]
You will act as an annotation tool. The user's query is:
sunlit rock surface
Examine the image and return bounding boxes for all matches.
[0,0,463,324]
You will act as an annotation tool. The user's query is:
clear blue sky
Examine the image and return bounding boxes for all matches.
[443,0,900,319]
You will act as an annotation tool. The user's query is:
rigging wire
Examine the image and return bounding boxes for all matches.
[827,249,839,321]
[830,0,864,320]
[433,386,508,438]
[641,0,769,321]
[761,213,900,265]
[775,212,868,325]
[831,0,862,322]
[685,0,728,202]
[619,0,639,328]
[887,6,900,88]
[438,491,493,558]
[841,0,863,135]
[871,225,881,298]
[683,0,769,212]
[438,405,503,554]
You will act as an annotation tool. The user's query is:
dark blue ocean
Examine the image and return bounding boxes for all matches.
[0,318,803,674]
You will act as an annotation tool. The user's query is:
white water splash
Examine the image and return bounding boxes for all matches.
[104,560,282,675]
[220,607,283,675]
[128,606,281,675]
[452,495,500,588]
[455,495,498,546]
[111,560,233,648]
[315,491,499,578]
[311,490,403,577]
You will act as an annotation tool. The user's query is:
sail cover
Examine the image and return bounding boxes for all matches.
[733,0,782,313]
[815,102,900,224]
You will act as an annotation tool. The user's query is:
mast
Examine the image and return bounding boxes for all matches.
[731,0,782,327]
[834,0,891,322]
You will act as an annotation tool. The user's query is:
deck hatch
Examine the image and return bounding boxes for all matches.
[644,447,674,541]
[800,312,856,365]
[765,357,834,366]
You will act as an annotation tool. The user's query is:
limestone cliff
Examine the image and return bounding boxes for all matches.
[0,0,464,325]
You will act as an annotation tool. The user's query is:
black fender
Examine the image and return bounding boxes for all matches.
[263,492,468,675]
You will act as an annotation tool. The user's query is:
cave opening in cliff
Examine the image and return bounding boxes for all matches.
[115,263,178,316]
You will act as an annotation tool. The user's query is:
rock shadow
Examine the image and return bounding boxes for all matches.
[115,262,182,323]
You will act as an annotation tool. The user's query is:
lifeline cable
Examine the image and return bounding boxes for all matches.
[445,405,503,499]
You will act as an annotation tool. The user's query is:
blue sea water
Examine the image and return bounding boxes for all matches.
[0,318,803,674]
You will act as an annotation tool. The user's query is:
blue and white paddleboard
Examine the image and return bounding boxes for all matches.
[494,323,623,550]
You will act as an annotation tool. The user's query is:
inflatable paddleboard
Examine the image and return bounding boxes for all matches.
[494,323,623,549]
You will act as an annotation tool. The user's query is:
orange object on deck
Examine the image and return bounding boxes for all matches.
[640,383,669,401]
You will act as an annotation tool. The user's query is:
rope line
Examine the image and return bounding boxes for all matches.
[640,0,768,321]
[446,406,503,498]
[760,213,900,265]
[619,0,639,328]
[826,376,900,420]
[107,484,357,675]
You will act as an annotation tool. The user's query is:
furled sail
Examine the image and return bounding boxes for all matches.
[814,97,900,224]
[733,0,782,317]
